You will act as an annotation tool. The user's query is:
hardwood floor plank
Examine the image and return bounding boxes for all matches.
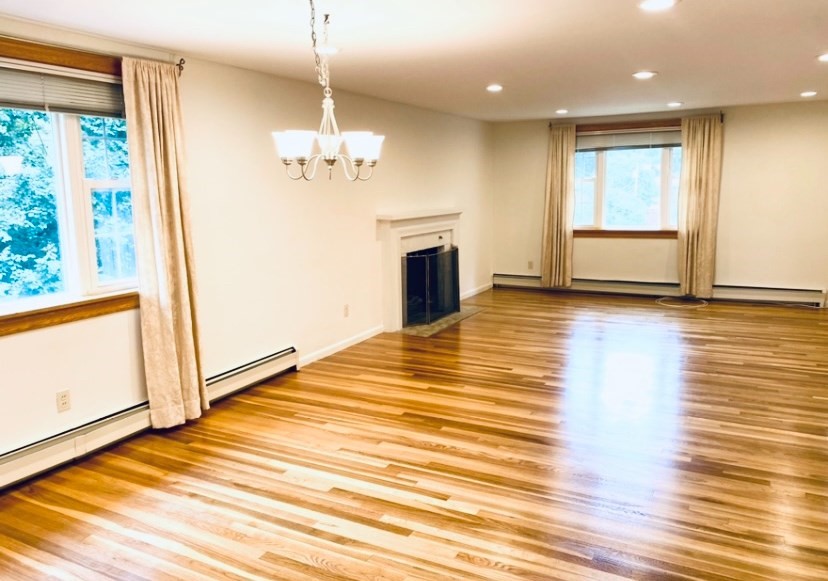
[2,289,827,579]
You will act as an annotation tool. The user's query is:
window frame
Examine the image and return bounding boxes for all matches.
[0,39,136,334]
[0,109,137,318]
[572,120,682,237]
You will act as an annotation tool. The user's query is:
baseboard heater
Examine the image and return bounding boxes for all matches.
[0,347,297,490]
[493,274,826,306]
[493,274,681,296]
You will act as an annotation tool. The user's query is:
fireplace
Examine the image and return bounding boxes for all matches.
[376,209,462,331]
[402,245,460,327]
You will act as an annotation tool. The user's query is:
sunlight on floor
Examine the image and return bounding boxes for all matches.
[561,314,684,516]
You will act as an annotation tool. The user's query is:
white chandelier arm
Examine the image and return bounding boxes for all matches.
[338,154,376,182]
[282,155,324,181]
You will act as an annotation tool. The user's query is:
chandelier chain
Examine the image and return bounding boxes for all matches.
[309,0,329,89]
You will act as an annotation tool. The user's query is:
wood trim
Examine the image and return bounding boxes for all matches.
[574,229,678,239]
[0,36,121,77]
[0,292,139,338]
[576,119,681,133]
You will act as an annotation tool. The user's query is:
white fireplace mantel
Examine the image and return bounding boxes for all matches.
[377,209,461,332]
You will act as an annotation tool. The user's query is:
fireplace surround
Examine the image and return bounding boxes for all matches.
[377,209,461,332]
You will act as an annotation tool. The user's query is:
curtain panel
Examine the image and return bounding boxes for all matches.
[677,114,724,298]
[122,57,208,428]
[540,124,576,288]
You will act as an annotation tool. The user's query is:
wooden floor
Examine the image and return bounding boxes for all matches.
[2,289,827,580]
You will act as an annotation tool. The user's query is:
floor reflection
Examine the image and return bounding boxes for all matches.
[561,314,684,515]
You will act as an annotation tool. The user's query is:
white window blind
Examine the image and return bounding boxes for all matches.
[0,65,123,117]
[576,129,681,151]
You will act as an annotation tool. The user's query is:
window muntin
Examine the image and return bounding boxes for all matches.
[574,136,682,230]
[0,107,134,315]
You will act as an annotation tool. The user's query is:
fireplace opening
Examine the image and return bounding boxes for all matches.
[401,245,460,327]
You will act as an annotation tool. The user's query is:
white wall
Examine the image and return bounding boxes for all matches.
[573,239,677,283]
[181,58,494,373]
[492,102,828,291]
[0,312,145,456]
[492,122,548,276]
[0,21,495,456]
[716,102,828,290]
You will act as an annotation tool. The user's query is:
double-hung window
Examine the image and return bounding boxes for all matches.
[574,127,682,231]
[0,64,135,316]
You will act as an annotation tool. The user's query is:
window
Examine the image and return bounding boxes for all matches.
[77,116,135,285]
[574,129,682,231]
[0,107,135,315]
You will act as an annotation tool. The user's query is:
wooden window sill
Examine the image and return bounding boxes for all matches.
[0,292,139,338]
[574,229,678,239]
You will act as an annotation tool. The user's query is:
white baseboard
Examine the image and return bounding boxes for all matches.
[298,325,384,368]
[207,349,298,401]
[493,274,680,295]
[711,286,824,305]
[571,279,681,297]
[1,348,297,490]
[493,274,824,304]
[461,281,493,300]
[492,274,542,288]
[0,407,151,489]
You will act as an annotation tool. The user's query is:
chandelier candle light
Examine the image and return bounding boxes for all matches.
[272,0,384,181]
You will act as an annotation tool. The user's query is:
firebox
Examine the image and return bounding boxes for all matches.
[401,245,460,327]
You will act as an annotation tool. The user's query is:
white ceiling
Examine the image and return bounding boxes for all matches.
[1,0,827,121]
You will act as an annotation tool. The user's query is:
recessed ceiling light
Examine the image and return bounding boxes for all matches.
[486,84,503,93]
[556,109,569,115]
[639,0,680,12]
[667,101,683,108]
[633,71,658,80]
[818,53,828,63]
[800,91,818,98]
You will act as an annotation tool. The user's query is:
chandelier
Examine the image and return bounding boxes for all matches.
[272,0,384,181]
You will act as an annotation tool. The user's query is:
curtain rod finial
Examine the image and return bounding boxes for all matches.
[176,58,185,77]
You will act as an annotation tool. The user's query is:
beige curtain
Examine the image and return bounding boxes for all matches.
[122,57,208,428]
[677,114,724,298]
[540,124,576,288]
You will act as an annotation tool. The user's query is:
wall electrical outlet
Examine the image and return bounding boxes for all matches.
[344,304,350,318]
[56,390,71,413]
[528,260,534,270]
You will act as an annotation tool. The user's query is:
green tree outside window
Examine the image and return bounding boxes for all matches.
[0,108,63,301]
